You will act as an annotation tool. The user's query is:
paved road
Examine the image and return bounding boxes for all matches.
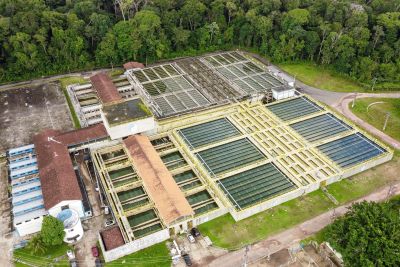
[336,93,400,150]
[207,182,400,267]
[267,63,400,150]
[267,65,347,106]
[0,68,121,92]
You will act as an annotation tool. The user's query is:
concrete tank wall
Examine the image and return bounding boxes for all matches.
[100,229,170,262]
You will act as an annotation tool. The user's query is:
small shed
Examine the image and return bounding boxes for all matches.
[272,86,295,100]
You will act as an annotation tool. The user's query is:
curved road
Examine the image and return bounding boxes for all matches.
[266,63,400,150]
[336,93,400,150]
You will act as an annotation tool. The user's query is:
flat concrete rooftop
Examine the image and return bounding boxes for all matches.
[102,98,152,126]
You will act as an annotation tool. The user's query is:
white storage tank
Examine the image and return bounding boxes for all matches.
[57,209,84,243]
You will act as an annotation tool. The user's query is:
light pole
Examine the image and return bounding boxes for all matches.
[383,112,390,131]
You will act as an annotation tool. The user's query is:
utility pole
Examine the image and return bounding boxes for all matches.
[386,184,396,201]
[383,112,390,131]
[243,245,250,267]
[352,92,358,108]
[371,77,377,91]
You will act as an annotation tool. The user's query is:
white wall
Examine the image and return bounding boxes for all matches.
[64,217,84,243]
[48,200,85,218]
[14,216,44,237]
[272,89,295,100]
[100,229,170,262]
[230,187,308,221]
[194,207,229,226]
[102,115,156,140]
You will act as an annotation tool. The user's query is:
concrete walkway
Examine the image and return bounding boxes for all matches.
[206,182,400,267]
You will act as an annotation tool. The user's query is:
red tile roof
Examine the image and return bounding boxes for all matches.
[100,226,125,251]
[57,124,108,146]
[123,62,145,70]
[34,130,82,210]
[34,124,109,209]
[124,135,194,225]
[90,73,122,104]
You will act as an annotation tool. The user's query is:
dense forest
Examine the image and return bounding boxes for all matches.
[0,0,399,85]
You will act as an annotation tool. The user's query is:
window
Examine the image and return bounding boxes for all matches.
[61,205,69,210]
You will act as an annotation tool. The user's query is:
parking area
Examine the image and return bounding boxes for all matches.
[0,82,74,152]
[174,233,227,267]
[73,150,108,267]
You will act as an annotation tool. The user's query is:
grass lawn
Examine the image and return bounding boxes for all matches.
[327,153,399,203]
[59,76,86,129]
[199,151,399,249]
[198,190,335,248]
[13,243,71,267]
[105,242,171,267]
[108,68,125,77]
[350,98,400,142]
[278,62,365,92]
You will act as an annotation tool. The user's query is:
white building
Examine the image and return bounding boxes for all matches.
[56,209,84,243]
[8,124,109,237]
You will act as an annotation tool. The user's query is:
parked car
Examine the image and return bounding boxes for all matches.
[104,206,109,215]
[104,219,115,227]
[95,258,103,267]
[91,246,99,257]
[187,234,195,243]
[67,250,75,260]
[182,253,192,266]
[70,259,78,267]
[191,227,201,237]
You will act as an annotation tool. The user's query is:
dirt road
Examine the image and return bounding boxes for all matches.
[205,182,399,267]
[0,162,13,267]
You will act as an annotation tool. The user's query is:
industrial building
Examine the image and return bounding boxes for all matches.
[7,124,109,237]
[6,51,392,261]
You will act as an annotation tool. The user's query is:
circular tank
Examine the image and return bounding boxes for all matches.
[56,209,84,243]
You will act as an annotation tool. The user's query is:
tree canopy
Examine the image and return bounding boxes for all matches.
[40,215,65,247]
[321,200,400,266]
[1,0,400,86]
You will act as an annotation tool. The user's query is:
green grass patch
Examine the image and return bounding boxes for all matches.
[59,76,86,129]
[327,151,399,204]
[13,243,71,267]
[350,98,400,142]
[105,242,171,267]
[278,62,365,92]
[108,68,125,77]
[198,189,335,248]
[199,151,399,249]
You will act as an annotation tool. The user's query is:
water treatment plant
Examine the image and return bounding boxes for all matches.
[4,51,392,263]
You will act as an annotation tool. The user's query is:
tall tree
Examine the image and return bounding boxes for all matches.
[40,216,65,247]
[321,200,400,266]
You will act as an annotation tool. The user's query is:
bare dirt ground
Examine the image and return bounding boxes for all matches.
[0,81,73,152]
[174,235,227,267]
[251,245,335,267]
[0,161,14,266]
